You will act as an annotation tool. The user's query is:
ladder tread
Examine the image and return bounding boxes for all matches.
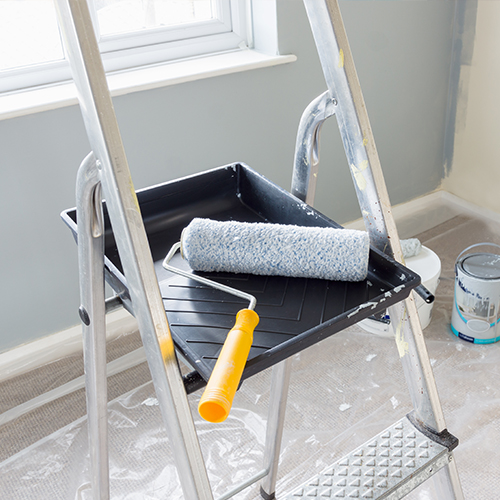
[282,416,450,499]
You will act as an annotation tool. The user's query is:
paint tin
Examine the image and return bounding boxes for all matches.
[451,243,500,344]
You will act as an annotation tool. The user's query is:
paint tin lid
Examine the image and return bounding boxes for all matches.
[462,253,500,279]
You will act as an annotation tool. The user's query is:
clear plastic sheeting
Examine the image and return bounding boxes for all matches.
[1,210,500,499]
[1,316,499,499]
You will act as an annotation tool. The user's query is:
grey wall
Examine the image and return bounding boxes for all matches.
[0,0,455,353]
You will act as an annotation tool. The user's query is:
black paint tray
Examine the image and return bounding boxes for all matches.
[62,163,420,386]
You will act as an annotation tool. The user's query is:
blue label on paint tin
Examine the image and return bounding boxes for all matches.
[475,336,500,344]
[450,324,500,344]
[458,332,475,343]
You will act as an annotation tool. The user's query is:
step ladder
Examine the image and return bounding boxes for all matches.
[55,0,464,499]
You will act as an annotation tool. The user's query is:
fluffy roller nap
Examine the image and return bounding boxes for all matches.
[181,218,370,282]
[400,238,422,259]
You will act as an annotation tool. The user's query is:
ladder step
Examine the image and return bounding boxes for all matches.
[283,416,452,499]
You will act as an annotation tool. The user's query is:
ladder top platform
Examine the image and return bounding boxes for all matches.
[62,163,420,383]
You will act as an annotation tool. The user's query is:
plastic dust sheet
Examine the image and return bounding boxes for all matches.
[1,211,500,499]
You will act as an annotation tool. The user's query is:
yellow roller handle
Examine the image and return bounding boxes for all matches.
[198,308,259,423]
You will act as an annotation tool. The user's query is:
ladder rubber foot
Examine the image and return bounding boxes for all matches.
[282,415,455,499]
[260,486,276,500]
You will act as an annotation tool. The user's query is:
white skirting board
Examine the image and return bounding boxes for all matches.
[2,189,500,385]
[344,189,500,236]
[0,308,139,384]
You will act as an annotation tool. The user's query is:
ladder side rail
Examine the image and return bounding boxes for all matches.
[302,1,464,497]
[302,0,446,434]
[260,97,345,499]
[54,1,213,498]
[291,90,337,205]
[260,358,293,500]
[259,105,334,498]
[76,153,109,499]
[302,0,395,256]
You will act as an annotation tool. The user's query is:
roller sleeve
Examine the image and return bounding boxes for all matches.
[182,218,370,282]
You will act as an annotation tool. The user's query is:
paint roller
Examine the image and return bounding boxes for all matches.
[163,218,370,422]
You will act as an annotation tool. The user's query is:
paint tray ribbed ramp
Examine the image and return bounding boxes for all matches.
[283,415,456,499]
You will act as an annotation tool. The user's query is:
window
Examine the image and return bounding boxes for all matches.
[0,0,250,93]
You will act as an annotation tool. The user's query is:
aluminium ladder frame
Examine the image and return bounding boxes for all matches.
[55,0,464,498]
[287,1,463,498]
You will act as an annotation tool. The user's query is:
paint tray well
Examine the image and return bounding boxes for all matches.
[61,163,420,386]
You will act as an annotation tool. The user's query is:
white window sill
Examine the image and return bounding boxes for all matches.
[0,49,296,121]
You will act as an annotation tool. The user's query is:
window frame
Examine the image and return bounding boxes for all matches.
[0,0,250,94]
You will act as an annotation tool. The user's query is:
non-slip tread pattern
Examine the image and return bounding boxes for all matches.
[283,417,448,499]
